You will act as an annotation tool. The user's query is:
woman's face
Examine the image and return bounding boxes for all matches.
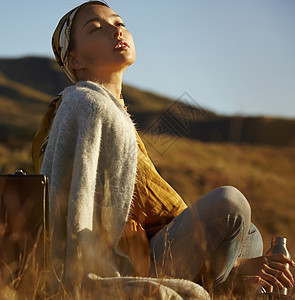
[69,4,136,80]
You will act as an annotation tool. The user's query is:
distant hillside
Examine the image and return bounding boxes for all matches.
[0,57,70,95]
[0,56,294,147]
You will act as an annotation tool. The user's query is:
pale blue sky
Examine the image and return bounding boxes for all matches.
[0,0,294,117]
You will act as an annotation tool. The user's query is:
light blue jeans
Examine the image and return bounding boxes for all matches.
[149,186,263,288]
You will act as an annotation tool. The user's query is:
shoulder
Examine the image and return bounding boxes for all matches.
[61,81,112,112]
[56,81,125,127]
[56,81,134,130]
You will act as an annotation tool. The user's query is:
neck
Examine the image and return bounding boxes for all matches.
[102,82,124,106]
[79,69,125,106]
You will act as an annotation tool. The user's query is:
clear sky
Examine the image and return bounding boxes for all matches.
[0,0,294,117]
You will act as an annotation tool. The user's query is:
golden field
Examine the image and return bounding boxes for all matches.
[1,134,295,299]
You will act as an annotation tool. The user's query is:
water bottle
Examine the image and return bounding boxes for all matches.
[265,237,291,296]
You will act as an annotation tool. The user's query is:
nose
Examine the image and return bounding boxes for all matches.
[113,26,123,38]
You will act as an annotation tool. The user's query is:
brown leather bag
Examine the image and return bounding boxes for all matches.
[0,170,49,294]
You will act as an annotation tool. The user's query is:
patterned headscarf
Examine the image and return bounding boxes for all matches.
[33,1,110,172]
[52,1,109,83]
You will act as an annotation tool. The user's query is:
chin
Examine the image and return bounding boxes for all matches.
[127,57,136,67]
[126,53,136,66]
[117,55,136,69]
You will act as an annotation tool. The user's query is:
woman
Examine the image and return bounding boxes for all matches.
[32,1,294,298]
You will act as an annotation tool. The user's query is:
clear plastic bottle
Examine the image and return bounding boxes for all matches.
[265,237,291,296]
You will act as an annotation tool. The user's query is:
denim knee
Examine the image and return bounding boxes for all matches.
[215,186,251,224]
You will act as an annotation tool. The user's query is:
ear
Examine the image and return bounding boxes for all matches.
[68,53,83,70]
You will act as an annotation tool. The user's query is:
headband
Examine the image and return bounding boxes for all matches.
[52,1,109,83]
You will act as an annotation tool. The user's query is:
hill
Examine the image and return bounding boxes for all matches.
[0,56,295,148]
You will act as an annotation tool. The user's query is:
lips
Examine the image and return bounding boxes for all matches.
[114,40,130,51]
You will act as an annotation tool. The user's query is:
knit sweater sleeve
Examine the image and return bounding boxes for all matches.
[41,81,138,289]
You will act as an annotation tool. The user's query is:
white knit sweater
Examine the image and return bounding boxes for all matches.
[41,81,210,299]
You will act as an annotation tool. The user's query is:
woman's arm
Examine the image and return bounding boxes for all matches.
[42,82,138,288]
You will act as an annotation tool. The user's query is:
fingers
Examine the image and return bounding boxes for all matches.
[235,255,295,293]
[268,254,295,268]
[264,254,295,288]
[260,268,285,290]
[232,275,264,296]
[240,276,273,295]
[257,277,273,294]
[268,261,294,287]
[241,275,260,287]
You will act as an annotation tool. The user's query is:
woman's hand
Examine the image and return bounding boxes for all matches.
[232,254,295,293]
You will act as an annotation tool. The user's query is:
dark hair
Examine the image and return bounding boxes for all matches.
[68,1,110,52]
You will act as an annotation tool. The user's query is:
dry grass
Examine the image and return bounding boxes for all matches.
[1,134,295,299]
[0,142,35,174]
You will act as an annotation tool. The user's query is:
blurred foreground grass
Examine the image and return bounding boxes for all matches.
[0,134,295,299]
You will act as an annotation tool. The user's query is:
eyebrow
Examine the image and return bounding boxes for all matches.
[83,14,123,28]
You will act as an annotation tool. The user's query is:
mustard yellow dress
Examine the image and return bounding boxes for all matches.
[119,131,187,276]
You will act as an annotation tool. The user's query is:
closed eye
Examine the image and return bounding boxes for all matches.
[89,26,102,33]
[116,22,125,27]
